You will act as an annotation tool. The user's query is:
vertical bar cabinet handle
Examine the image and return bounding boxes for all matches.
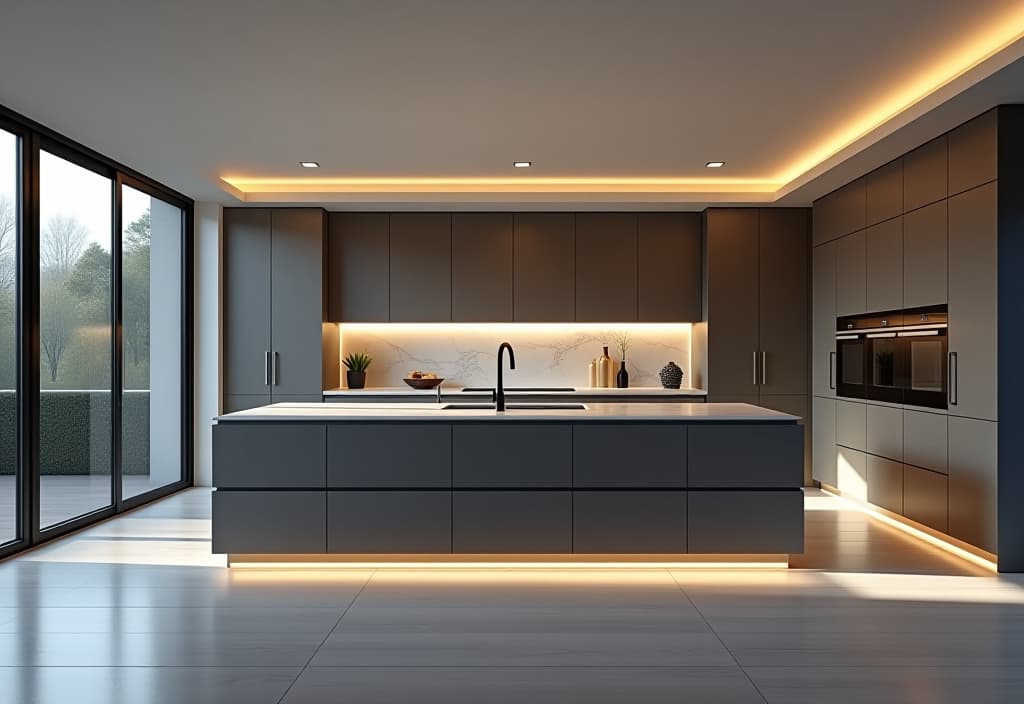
[761,351,767,387]
[752,351,759,385]
[829,351,836,390]
[264,351,271,386]
[949,351,958,406]
[272,351,279,386]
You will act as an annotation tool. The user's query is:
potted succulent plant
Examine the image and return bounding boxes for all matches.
[342,352,372,389]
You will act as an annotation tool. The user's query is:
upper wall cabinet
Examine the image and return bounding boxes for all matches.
[812,178,865,245]
[865,216,903,313]
[513,213,575,322]
[835,230,866,316]
[574,213,638,322]
[948,109,997,196]
[903,200,947,308]
[327,213,389,322]
[865,159,903,226]
[638,213,702,322]
[452,213,513,322]
[388,213,452,322]
[758,209,809,397]
[903,136,947,211]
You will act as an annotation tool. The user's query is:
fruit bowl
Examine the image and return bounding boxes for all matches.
[404,377,444,390]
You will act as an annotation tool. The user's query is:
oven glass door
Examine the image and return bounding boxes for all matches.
[836,337,866,399]
[904,332,948,409]
[865,335,907,404]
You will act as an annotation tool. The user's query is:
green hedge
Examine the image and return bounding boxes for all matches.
[0,390,150,475]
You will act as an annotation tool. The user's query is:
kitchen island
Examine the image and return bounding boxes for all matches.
[212,402,804,564]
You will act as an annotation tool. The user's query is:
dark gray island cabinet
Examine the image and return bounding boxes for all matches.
[212,404,804,560]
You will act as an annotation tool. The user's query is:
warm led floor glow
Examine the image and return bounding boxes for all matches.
[820,487,998,573]
[229,561,789,570]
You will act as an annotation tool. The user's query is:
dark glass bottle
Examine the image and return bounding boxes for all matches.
[615,360,629,388]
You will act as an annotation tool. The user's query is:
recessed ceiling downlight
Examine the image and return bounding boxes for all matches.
[706,161,725,168]
[513,161,532,168]
[300,161,320,168]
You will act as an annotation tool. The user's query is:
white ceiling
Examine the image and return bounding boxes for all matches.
[1,0,1022,208]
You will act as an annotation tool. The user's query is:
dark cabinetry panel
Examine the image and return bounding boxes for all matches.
[866,454,903,515]
[903,136,947,211]
[903,200,947,308]
[687,490,803,553]
[452,213,513,321]
[213,491,326,554]
[572,424,686,487]
[947,417,997,553]
[638,213,701,321]
[688,424,803,488]
[705,209,759,398]
[453,424,571,487]
[573,491,686,553]
[865,159,903,226]
[758,209,809,396]
[213,423,326,488]
[327,213,389,321]
[904,464,948,533]
[865,217,903,312]
[328,491,451,553]
[223,209,272,397]
[389,213,452,321]
[813,179,865,244]
[512,213,575,321]
[453,491,572,553]
[948,109,997,195]
[327,424,451,487]
[574,213,638,321]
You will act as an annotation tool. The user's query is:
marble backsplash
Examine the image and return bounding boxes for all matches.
[338,324,692,389]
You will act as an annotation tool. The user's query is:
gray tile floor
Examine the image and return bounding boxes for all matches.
[0,488,1022,703]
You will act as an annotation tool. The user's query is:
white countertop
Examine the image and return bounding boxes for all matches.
[217,402,797,423]
[323,386,708,397]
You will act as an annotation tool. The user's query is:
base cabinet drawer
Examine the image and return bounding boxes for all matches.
[811,398,836,486]
[904,465,948,533]
[836,446,867,501]
[327,425,451,487]
[687,490,804,553]
[688,424,803,488]
[573,425,686,487]
[454,425,571,487]
[866,454,903,514]
[903,409,947,474]
[212,490,325,554]
[213,423,326,488]
[865,404,903,461]
[573,491,686,553]
[947,416,998,553]
[453,491,571,553]
[328,491,451,553]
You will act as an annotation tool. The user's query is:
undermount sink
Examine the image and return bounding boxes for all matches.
[442,403,587,411]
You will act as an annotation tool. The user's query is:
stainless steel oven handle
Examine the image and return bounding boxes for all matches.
[829,351,836,390]
[949,351,958,406]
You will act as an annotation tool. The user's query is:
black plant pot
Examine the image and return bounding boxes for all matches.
[616,360,629,389]
[346,370,367,389]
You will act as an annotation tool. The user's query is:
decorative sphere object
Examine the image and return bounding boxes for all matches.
[659,361,683,389]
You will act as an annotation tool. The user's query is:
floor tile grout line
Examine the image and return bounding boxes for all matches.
[274,568,376,704]
[667,569,769,704]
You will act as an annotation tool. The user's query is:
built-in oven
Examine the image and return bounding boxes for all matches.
[835,306,947,410]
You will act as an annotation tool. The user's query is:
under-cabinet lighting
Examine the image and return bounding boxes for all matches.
[513,161,532,168]
[705,161,725,168]
[299,161,320,168]
[229,560,789,570]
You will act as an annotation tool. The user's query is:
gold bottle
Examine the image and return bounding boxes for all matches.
[597,346,612,389]
[588,359,598,388]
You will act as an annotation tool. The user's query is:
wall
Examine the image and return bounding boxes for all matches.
[193,202,222,487]
[338,323,692,389]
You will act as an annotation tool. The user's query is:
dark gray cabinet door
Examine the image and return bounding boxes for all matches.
[573,491,686,553]
[637,213,701,321]
[452,213,513,321]
[574,213,638,321]
[865,217,903,313]
[687,490,803,553]
[903,136,947,211]
[328,491,451,553]
[835,230,866,316]
[947,416,997,552]
[811,397,837,487]
[688,424,803,488]
[223,209,272,397]
[705,209,759,397]
[212,490,326,554]
[948,109,997,195]
[513,213,574,321]
[453,424,571,487]
[812,241,837,397]
[389,213,451,321]
[758,209,809,396]
[757,395,810,486]
[222,394,271,413]
[213,423,326,488]
[453,491,572,553]
[271,209,326,398]
[572,424,686,487]
[866,454,903,515]
[903,464,948,533]
[903,200,947,308]
[834,179,867,239]
[327,424,452,487]
[327,213,389,322]
[865,159,903,226]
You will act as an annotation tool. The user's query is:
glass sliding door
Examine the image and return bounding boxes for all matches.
[121,185,183,500]
[38,150,113,529]
[0,129,17,544]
